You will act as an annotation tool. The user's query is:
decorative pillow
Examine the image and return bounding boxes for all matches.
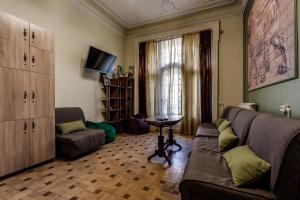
[218,119,231,133]
[218,127,238,151]
[56,120,86,135]
[223,145,271,187]
[213,118,224,127]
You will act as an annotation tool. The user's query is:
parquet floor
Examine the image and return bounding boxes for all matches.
[0,133,192,200]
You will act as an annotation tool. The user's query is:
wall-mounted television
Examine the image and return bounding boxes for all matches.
[85,46,117,74]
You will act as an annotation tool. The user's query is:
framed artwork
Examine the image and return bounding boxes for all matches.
[247,0,297,91]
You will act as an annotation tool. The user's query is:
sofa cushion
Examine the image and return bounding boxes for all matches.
[56,129,105,158]
[247,113,300,190]
[56,120,87,135]
[232,110,259,145]
[223,145,271,187]
[196,123,219,137]
[55,107,86,125]
[221,106,244,122]
[193,136,219,152]
[219,127,238,152]
[214,118,224,127]
[218,119,231,133]
[180,148,276,200]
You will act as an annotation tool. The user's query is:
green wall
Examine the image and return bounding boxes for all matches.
[244,0,300,119]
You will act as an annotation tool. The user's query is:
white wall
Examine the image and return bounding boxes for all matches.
[0,0,125,121]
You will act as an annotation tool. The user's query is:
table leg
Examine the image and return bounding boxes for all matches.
[164,126,182,151]
[148,125,171,166]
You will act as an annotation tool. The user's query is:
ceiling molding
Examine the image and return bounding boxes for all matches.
[126,9,243,39]
[95,0,235,29]
[71,0,126,37]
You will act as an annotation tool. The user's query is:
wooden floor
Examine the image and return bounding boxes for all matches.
[0,133,192,200]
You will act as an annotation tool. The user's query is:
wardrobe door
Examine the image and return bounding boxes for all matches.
[0,13,29,43]
[0,68,29,121]
[29,48,54,74]
[0,38,29,70]
[0,120,30,176]
[43,50,55,74]
[30,24,54,52]
[29,117,55,165]
[29,72,54,118]
[29,47,43,73]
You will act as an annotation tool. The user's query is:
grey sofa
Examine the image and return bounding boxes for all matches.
[55,107,105,158]
[180,106,300,200]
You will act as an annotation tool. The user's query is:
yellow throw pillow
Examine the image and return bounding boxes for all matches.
[218,119,231,133]
[213,118,224,127]
[218,127,238,151]
[223,145,271,187]
[56,120,86,135]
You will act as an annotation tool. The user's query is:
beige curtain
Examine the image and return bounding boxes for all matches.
[145,40,159,118]
[181,33,201,135]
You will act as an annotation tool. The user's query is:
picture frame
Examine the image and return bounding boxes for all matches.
[247,0,298,91]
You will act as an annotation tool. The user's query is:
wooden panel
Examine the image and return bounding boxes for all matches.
[29,117,55,165]
[30,72,54,118]
[0,38,29,70]
[29,47,54,74]
[0,120,30,176]
[29,47,43,73]
[43,50,55,74]
[30,23,54,52]
[0,12,29,43]
[0,68,29,121]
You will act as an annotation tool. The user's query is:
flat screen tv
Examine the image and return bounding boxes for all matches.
[85,46,117,74]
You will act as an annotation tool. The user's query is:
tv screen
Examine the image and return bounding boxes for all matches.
[85,46,117,74]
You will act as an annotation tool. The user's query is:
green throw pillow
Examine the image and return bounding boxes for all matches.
[56,120,86,135]
[223,145,271,187]
[218,119,231,133]
[213,118,224,127]
[218,127,238,151]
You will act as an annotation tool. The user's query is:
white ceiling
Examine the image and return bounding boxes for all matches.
[94,0,235,28]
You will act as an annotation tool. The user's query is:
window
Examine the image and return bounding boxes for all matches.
[157,37,182,116]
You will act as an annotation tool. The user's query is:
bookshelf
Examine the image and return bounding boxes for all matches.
[100,74,134,133]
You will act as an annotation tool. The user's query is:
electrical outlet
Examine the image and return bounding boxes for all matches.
[280,105,291,112]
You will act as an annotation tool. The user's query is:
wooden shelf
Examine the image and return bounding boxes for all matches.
[100,75,134,134]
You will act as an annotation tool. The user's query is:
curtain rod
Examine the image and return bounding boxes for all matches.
[140,29,211,44]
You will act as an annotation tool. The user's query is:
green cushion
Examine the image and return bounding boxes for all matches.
[86,121,116,144]
[56,120,86,135]
[218,119,231,133]
[213,118,224,127]
[223,145,271,187]
[218,127,238,151]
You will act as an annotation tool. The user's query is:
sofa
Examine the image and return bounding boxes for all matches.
[179,106,300,200]
[55,107,105,158]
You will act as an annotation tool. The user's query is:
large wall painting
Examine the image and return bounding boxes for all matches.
[248,0,297,91]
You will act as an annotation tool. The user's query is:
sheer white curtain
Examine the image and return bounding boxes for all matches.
[157,37,182,116]
[144,35,201,134]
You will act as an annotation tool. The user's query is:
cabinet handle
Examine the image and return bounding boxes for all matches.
[24,122,27,131]
[32,55,35,64]
[32,31,35,40]
[32,91,35,100]
[23,29,27,39]
[32,121,35,129]
[24,54,27,62]
[24,91,27,99]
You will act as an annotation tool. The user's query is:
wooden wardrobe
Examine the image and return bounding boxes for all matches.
[0,13,55,177]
